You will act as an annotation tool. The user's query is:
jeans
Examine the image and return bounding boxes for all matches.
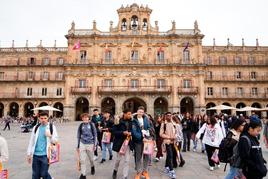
[32,155,51,179]
[192,133,197,150]
[205,144,219,167]
[183,130,191,151]
[165,144,174,170]
[101,142,113,160]
[225,166,239,179]
[134,143,150,173]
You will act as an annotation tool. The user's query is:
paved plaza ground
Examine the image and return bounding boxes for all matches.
[2,122,268,179]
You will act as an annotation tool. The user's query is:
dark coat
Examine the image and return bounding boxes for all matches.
[131,115,154,143]
[112,118,133,152]
[92,114,103,133]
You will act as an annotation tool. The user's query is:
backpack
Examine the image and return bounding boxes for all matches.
[34,123,53,135]
[230,135,251,168]
[218,132,233,163]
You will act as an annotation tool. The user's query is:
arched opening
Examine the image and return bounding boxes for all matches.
[53,102,63,117]
[131,15,138,30]
[142,18,147,31]
[236,102,246,116]
[76,97,89,121]
[222,102,232,115]
[0,103,4,118]
[101,97,115,115]
[154,97,168,116]
[180,97,194,115]
[206,102,216,116]
[251,102,262,118]
[123,97,146,113]
[24,102,34,117]
[39,102,48,114]
[121,18,127,31]
[9,102,19,117]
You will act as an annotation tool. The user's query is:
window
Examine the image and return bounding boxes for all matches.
[222,71,227,79]
[130,79,139,88]
[237,87,243,96]
[56,88,62,96]
[183,50,190,63]
[121,18,127,31]
[80,51,87,61]
[27,88,32,96]
[104,79,113,88]
[183,79,191,88]
[43,58,50,65]
[250,72,256,79]
[248,57,255,65]
[157,51,164,61]
[79,79,86,88]
[206,56,212,65]
[0,72,4,79]
[29,57,36,65]
[234,57,241,65]
[222,87,228,96]
[157,79,165,88]
[42,88,47,96]
[251,88,258,96]
[207,71,213,79]
[142,18,148,31]
[131,50,139,61]
[207,87,213,96]
[57,58,64,65]
[43,72,49,80]
[56,72,64,80]
[105,51,112,61]
[235,71,241,79]
[28,72,34,80]
[131,15,138,30]
[219,57,227,65]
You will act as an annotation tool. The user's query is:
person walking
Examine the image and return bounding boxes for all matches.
[77,113,97,179]
[3,115,11,131]
[91,109,103,160]
[181,112,192,152]
[154,115,163,162]
[196,115,224,171]
[0,134,8,171]
[112,109,133,179]
[27,112,58,179]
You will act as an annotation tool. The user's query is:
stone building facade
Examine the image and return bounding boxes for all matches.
[0,4,267,120]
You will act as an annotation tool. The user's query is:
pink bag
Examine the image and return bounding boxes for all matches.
[102,132,111,143]
[48,143,60,164]
[211,149,219,163]
[119,137,130,155]
[143,140,154,155]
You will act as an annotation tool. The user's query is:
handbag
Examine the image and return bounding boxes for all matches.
[102,132,111,143]
[0,170,8,179]
[211,149,219,163]
[48,143,60,164]
[119,136,130,155]
[173,144,181,163]
[143,140,154,155]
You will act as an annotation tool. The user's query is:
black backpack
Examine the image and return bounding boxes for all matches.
[218,133,233,163]
[34,123,53,135]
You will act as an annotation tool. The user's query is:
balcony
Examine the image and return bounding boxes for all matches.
[0,92,64,99]
[205,75,268,82]
[71,87,92,94]
[0,74,64,82]
[178,87,198,95]
[205,93,268,99]
[98,86,172,94]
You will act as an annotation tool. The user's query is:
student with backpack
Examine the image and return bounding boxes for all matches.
[220,118,246,179]
[27,112,58,179]
[77,113,97,179]
[238,116,267,179]
[196,115,224,171]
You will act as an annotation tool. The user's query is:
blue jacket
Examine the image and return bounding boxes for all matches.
[131,115,151,143]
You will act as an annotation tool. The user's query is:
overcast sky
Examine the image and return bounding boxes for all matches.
[0,0,268,47]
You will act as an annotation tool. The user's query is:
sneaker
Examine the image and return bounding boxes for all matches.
[91,166,95,175]
[112,170,117,179]
[154,157,160,162]
[163,167,170,174]
[100,159,106,163]
[209,167,214,171]
[79,174,86,179]
[193,149,197,152]
[109,155,113,160]
[179,160,185,167]
[168,170,176,179]
[216,164,220,169]
[135,173,141,179]
[142,171,150,179]
[93,155,98,161]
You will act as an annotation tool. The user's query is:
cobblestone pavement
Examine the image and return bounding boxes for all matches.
[2,122,268,179]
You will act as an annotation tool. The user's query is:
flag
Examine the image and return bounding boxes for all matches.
[72,41,80,50]
[157,45,163,56]
[183,42,189,52]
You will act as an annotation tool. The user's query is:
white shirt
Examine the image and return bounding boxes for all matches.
[137,117,144,127]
